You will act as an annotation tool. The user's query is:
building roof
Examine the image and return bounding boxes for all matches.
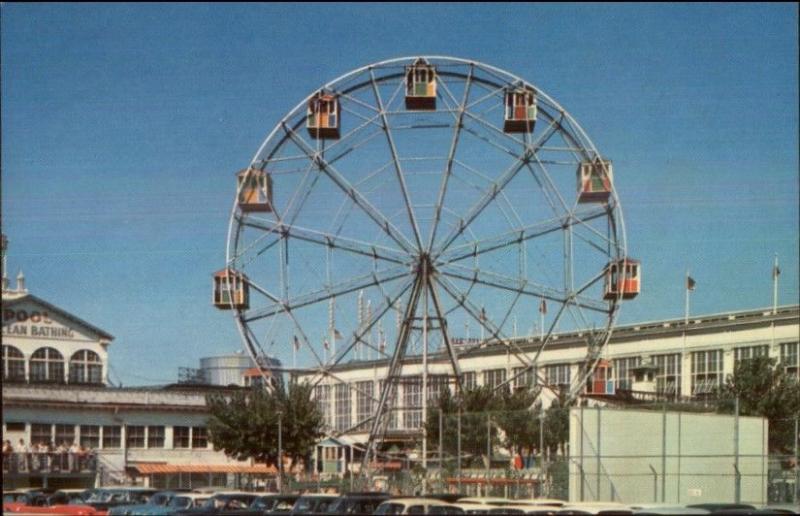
[3,293,114,342]
[1,383,240,412]
[132,463,277,474]
[315,305,800,373]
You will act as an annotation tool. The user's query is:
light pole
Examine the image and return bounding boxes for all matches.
[277,411,283,493]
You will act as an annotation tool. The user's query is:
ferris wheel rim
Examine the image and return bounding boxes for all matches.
[229,55,629,265]
[223,55,631,408]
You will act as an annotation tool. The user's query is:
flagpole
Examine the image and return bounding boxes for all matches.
[540,311,544,341]
[329,297,336,358]
[685,270,690,326]
[773,254,779,315]
[539,299,545,341]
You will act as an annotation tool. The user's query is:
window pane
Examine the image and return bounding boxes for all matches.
[80,425,100,449]
[127,426,146,448]
[355,381,374,431]
[55,424,75,447]
[31,423,52,446]
[148,426,165,448]
[102,426,121,448]
[174,426,190,448]
[334,383,351,432]
[191,427,207,449]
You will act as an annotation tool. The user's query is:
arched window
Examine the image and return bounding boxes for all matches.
[30,347,65,383]
[2,345,25,382]
[69,350,103,384]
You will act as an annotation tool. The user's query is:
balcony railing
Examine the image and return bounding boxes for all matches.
[2,451,97,475]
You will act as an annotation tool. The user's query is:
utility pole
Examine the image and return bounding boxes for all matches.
[277,412,283,493]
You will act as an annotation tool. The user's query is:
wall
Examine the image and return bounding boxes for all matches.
[568,407,768,505]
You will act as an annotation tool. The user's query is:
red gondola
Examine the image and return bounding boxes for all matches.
[577,158,613,203]
[604,258,641,300]
[503,88,536,133]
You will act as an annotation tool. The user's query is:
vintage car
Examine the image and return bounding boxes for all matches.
[289,493,339,515]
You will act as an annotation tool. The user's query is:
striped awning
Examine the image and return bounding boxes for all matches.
[133,463,277,474]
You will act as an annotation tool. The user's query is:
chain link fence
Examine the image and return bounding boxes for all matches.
[299,399,797,505]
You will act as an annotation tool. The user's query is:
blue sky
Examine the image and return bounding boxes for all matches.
[2,3,797,386]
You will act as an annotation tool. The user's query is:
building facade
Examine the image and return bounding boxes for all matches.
[301,305,800,444]
[1,241,275,490]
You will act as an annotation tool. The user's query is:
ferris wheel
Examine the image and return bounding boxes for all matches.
[216,56,639,463]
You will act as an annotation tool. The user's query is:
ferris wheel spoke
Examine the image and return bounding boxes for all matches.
[234,316,280,391]
[426,280,464,393]
[427,64,474,253]
[527,156,573,219]
[320,276,416,378]
[368,68,424,251]
[432,275,534,369]
[280,122,418,254]
[239,218,412,265]
[363,273,426,470]
[438,206,608,265]
[438,264,609,314]
[313,112,384,157]
[431,150,535,260]
[242,266,410,324]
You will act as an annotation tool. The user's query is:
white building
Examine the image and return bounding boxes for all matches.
[301,305,799,446]
[1,236,276,490]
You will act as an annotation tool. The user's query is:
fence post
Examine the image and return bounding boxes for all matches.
[580,404,585,502]
[539,403,545,498]
[596,405,601,502]
[486,412,491,478]
[658,400,666,503]
[439,408,443,478]
[794,417,798,505]
[457,408,462,493]
[734,396,740,503]
[649,464,658,502]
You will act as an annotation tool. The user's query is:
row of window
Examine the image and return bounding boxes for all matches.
[312,342,800,428]
[11,423,208,450]
[2,346,102,384]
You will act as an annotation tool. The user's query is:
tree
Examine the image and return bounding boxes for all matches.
[721,356,800,453]
[425,385,501,467]
[494,387,541,457]
[206,381,324,468]
[542,393,570,456]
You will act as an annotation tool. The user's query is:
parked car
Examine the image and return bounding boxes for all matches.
[162,493,213,514]
[83,487,158,511]
[213,494,298,515]
[289,493,339,514]
[2,504,105,515]
[375,497,465,514]
[629,504,710,515]
[683,504,757,514]
[172,492,259,515]
[556,502,634,515]
[326,491,391,515]
[487,505,559,515]
[107,490,193,515]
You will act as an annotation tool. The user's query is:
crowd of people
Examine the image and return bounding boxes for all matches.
[2,439,96,473]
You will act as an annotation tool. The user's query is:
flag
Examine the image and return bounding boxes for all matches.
[323,339,330,350]
[333,329,343,340]
[293,335,300,351]
[687,276,696,291]
[539,299,547,315]
[480,307,486,321]
[773,264,781,279]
